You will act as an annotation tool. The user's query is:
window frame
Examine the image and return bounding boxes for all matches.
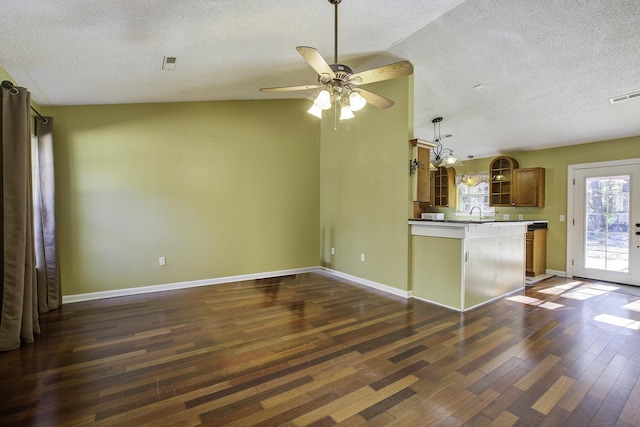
[455,172,495,217]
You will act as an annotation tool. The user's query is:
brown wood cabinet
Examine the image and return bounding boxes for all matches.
[431,166,456,207]
[410,139,435,217]
[489,156,519,206]
[526,229,547,277]
[513,167,545,207]
[489,157,545,207]
[415,146,431,202]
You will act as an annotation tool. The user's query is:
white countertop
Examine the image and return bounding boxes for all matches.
[409,219,534,239]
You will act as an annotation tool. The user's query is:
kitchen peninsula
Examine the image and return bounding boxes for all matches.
[409,219,544,311]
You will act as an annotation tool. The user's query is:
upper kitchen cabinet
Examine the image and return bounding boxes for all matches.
[489,156,519,206]
[431,166,456,208]
[513,167,545,207]
[410,139,436,217]
[410,139,433,203]
[489,157,545,207]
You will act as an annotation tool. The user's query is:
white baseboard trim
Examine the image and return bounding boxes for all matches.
[546,269,567,277]
[63,266,549,307]
[412,286,524,312]
[464,287,524,312]
[319,267,411,299]
[62,266,322,304]
[411,295,459,311]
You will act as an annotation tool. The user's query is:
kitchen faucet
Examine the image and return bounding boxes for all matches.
[470,206,482,220]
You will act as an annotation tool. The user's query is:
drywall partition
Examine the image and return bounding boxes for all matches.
[319,77,414,293]
[49,99,320,295]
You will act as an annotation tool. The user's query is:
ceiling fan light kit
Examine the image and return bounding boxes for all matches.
[307,103,324,118]
[349,91,366,111]
[314,90,332,110]
[259,0,413,123]
[340,104,355,120]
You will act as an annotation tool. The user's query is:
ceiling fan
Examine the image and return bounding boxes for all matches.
[259,0,414,119]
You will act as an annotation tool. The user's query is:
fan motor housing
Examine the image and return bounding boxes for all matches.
[318,63,353,85]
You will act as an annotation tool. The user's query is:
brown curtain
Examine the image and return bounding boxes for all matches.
[0,84,39,351]
[34,117,61,313]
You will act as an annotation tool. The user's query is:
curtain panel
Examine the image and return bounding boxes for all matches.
[34,117,61,313]
[0,84,39,351]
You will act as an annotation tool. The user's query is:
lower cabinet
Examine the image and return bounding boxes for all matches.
[526,229,547,277]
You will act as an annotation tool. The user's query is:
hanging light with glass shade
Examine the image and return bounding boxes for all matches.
[430,117,462,168]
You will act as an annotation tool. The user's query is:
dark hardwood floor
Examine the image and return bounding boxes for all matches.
[1,272,639,426]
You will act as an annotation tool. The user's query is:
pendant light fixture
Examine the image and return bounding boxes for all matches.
[430,117,462,168]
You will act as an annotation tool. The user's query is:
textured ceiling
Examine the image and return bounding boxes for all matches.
[2,0,639,158]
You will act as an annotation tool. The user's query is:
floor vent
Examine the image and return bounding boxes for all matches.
[609,90,640,104]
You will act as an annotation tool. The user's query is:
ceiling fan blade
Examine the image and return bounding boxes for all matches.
[259,84,322,93]
[296,46,336,79]
[357,89,395,109]
[350,61,413,85]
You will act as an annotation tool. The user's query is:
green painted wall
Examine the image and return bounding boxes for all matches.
[320,77,413,291]
[0,66,13,83]
[427,135,640,272]
[412,236,462,308]
[48,100,320,295]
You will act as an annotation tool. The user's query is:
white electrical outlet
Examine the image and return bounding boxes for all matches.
[159,256,166,266]
[360,253,365,262]
[518,214,524,220]
[560,215,565,222]
[503,214,510,220]
[331,247,335,255]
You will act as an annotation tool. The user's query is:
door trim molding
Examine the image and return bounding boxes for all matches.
[566,158,640,278]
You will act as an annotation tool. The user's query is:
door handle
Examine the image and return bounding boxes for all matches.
[636,223,640,227]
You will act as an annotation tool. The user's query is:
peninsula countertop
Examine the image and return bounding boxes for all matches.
[408,218,547,239]
[408,218,548,225]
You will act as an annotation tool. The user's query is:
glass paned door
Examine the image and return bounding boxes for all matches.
[573,163,640,286]
[584,175,629,271]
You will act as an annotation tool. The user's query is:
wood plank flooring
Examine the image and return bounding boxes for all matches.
[1,272,640,426]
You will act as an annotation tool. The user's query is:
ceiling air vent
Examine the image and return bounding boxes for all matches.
[609,90,640,104]
[162,56,177,70]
